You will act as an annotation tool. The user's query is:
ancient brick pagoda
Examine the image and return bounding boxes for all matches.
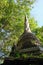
[17,16,41,54]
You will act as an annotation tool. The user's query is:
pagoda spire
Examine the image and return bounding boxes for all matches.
[24,15,31,33]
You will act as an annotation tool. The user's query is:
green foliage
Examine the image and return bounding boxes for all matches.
[0,0,36,53]
[0,0,43,57]
[21,53,28,58]
[34,26,43,46]
[29,17,38,31]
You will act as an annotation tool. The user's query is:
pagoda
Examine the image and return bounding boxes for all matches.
[16,15,41,55]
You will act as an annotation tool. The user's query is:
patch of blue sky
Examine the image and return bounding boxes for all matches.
[31,0,43,27]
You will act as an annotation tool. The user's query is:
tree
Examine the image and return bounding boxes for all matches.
[34,26,43,46]
[29,17,38,31]
[0,0,38,55]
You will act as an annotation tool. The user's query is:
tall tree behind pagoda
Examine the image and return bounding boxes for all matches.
[0,0,38,55]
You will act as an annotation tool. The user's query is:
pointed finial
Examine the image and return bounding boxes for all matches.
[24,15,31,33]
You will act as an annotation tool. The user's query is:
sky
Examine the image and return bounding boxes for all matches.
[31,0,43,27]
